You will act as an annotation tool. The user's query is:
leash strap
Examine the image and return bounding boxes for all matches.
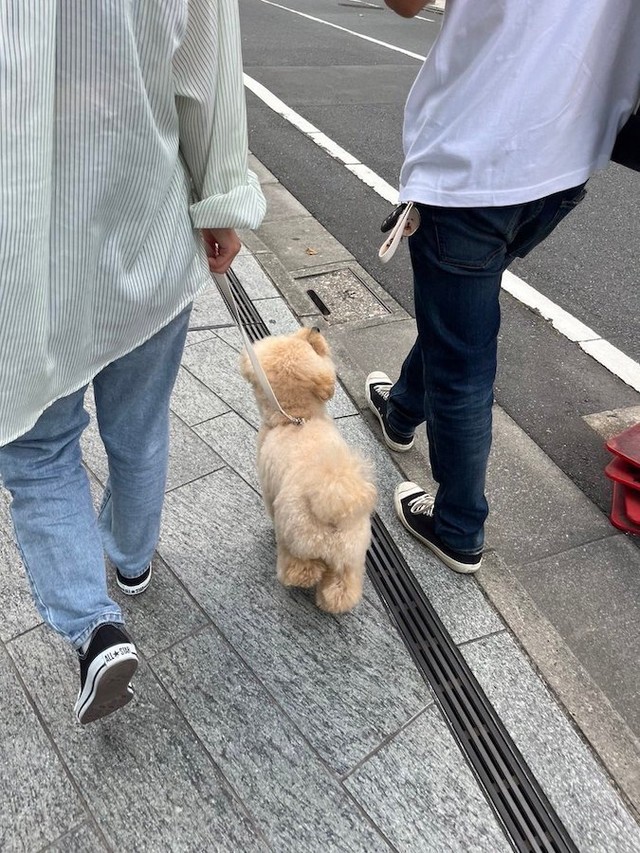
[212,272,304,426]
[378,202,420,263]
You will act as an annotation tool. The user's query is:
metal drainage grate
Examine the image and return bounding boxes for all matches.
[220,268,271,343]
[367,513,578,853]
[226,267,577,853]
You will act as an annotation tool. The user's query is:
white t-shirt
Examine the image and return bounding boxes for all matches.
[400,0,640,207]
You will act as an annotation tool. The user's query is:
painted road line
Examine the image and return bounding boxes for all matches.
[244,73,399,203]
[244,81,640,393]
[255,0,427,61]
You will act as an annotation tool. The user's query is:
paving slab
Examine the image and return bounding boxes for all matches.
[8,627,268,852]
[194,411,261,493]
[189,278,233,329]
[232,251,284,300]
[252,295,302,335]
[46,822,109,852]
[170,365,230,427]
[0,644,85,851]
[80,390,224,491]
[462,632,640,853]
[153,627,393,852]
[513,534,640,737]
[159,467,432,776]
[181,336,261,429]
[257,217,353,273]
[344,705,512,853]
[260,182,311,223]
[106,555,210,659]
[0,488,41,641]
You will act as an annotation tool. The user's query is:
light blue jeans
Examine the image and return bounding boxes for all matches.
[0,306,191,649]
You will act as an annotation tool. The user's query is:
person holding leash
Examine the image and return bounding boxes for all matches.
[0,0,265,723]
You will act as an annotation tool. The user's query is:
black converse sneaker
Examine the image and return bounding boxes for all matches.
[116,562,152,596]
[74,624,138,724]
[365,372,415,452]
[394,482,483,574]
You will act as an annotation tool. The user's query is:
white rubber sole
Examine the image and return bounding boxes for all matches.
[116,564,152,596]
[75,643,139,724]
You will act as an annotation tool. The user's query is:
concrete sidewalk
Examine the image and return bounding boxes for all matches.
[1,156,640,851]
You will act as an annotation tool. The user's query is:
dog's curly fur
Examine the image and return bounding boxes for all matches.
[240,327,377,613]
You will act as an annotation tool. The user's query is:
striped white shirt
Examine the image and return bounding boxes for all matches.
[0,0,266,446]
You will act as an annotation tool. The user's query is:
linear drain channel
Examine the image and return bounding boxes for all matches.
[220,268,271,343]
[227,267,578,853]
[367,514,578,853]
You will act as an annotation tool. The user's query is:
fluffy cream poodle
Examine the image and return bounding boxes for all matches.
[240,327,377,613]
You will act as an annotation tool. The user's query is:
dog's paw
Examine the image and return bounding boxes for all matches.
[316,576,362,613]
[278,558,325,589]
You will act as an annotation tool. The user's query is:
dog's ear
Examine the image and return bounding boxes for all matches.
[311,364,336,402]
[308,330,330,358]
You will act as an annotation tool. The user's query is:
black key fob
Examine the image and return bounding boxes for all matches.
[381,203,407,233]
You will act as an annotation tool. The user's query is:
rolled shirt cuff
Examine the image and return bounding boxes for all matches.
[189,171,266,230]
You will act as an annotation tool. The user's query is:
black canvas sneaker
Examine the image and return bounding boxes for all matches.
[116,562,152,596]
[394,482,483,574]
[74,624,138,724]
[365,372,415,452]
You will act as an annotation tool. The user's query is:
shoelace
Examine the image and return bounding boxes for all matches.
[376,385,391,401]
[408,493,435,516]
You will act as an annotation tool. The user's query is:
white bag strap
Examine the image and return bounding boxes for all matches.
[212,272,304,426]
[378,202,420,264]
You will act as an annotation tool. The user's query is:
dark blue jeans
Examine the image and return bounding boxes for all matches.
[387,184,587,553]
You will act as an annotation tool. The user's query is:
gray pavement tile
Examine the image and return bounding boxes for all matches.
[0,488,41,641]
[181,336,261,429]
[484,407,612,565]
[8,627,268,853]
[45,822,109,852]
[253,296,301,335]
[513,535,640,737]
[80,392,222,491]
[165,413,225,491]
[153,628,393,852]
[194,411,260,493]
[0,644,85,851]
[336,416,504,644]
[106,556,210,659]
[170,366,230,426]
[327,382,359,419]
[215,326,243,352]
[185,328,216,346]
[260,183,311,224]
[248,153,278,185]
[257,217,353,273]
[189,278,233,329]
[344,706,512,853]
[462,632,640,853]
[232,252,280,300]
[159,467,432,776]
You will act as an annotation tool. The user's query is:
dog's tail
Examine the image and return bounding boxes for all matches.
[305,457,377,526]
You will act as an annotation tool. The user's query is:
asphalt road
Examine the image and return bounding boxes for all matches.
[240,0,640,513]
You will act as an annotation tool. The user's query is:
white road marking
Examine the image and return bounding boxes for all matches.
[244,74,399,203]
[245,14,640,393]
[255,0,427,61]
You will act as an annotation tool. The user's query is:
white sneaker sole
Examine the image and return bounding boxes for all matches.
[116,565,152,596]
[394,486,482,575]
[365,372,414,453]
[75,643,138,724]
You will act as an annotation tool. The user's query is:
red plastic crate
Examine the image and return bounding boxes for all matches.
[605,423,640,534]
